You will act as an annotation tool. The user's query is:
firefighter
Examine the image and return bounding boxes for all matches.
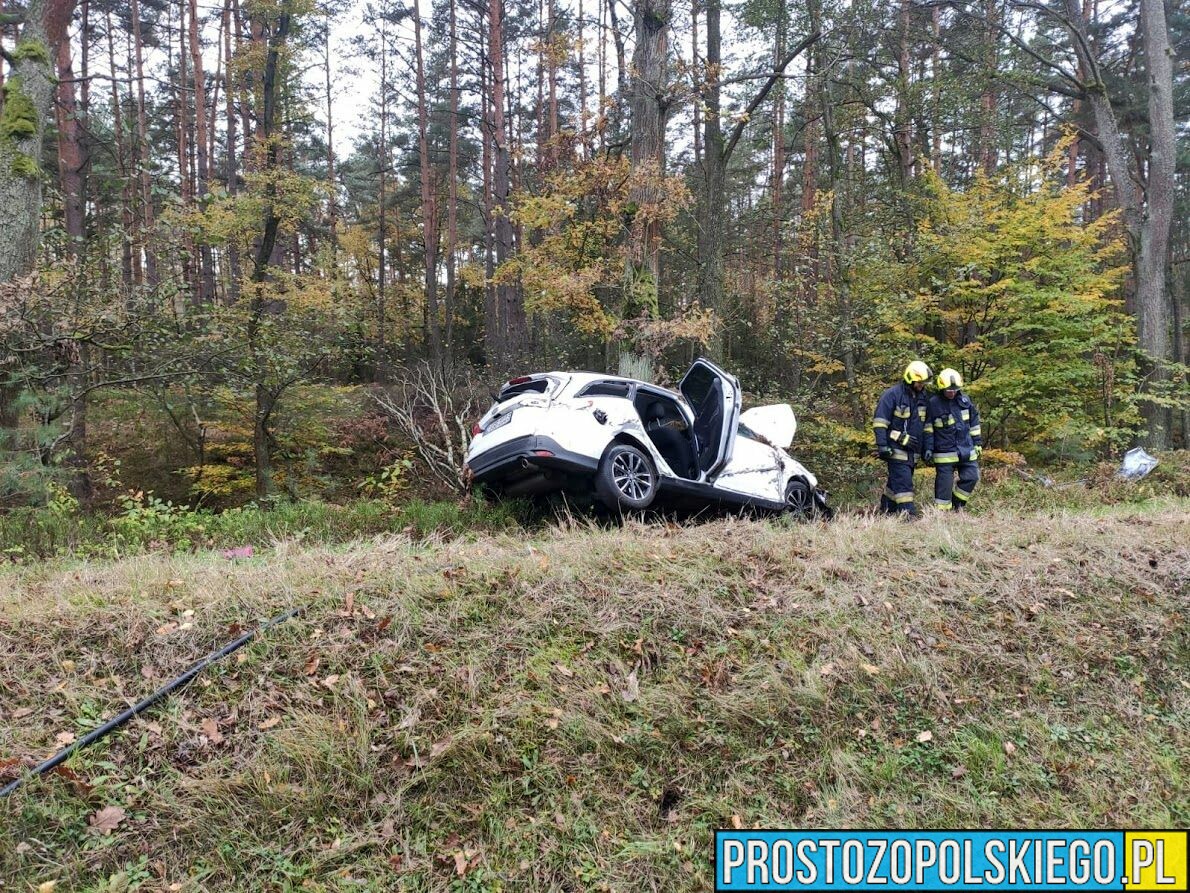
[872,360,931,515]
[924,368,982,510]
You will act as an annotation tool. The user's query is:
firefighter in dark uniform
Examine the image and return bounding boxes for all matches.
[872,360,931,515]
[924,368,982,510]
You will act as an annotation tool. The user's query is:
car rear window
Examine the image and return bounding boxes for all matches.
[577,381,631,398]
[497,378,551,399]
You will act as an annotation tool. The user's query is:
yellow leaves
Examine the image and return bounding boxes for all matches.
[503,153,693,341]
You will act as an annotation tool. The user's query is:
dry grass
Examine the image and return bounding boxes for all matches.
[1,500,1187,891]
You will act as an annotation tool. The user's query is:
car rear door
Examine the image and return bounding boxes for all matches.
[679,358,741,480]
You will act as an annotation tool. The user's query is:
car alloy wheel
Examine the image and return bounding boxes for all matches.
[612,449,653,502]
[595,443,658,511]
[785,478,815,519]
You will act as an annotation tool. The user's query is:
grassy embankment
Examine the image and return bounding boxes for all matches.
[1,493,1187,891]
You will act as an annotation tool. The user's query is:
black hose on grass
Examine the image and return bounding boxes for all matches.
[1,606,303,798]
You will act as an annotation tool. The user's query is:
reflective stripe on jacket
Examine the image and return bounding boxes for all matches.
[873,382,929,460]
[925,392,982,462]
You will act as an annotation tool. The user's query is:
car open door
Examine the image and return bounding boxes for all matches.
[679,357,741,480]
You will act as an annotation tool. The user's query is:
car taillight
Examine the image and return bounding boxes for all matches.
[471,422,483,436]
[532,449,554,458]
[506,375,533,385]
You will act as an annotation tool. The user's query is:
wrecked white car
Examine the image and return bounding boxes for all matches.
[464,358,829,517]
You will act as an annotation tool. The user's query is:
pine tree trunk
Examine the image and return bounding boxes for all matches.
[1063,0,1175,448]
[376,15,388,378]
[222,0,240,300]
[54,26,84,250]
[979,0,998,176]
[481,29,498,364]
[189,0,215,302]
[695,0,723,334]
[323,11,337,256]
[629,0,669,301]
[249,0,293,501]
[104,10,134,296]
[893,0,913,185]
[129,0,157,286]
[413,5,442,370]
[0,0,69,282]
[606,0,627,138]
[1134,0,1175,447]
[445,0,459,365]
[771,18,785,278]
[488,0,521,362]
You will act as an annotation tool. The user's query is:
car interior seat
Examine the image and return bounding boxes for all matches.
[644,400,696,479]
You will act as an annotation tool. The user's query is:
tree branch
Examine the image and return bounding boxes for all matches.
[723,29,820,162]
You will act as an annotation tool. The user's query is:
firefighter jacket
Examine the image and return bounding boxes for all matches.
[925,392,983,463]
[872,382,930,463]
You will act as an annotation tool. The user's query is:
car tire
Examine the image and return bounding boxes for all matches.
[595,443,658,511]
[784,478,817,520]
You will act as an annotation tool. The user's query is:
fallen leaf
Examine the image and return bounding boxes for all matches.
[201,718,224,745]
[88,805,126,835]
[54,731,76,746]
[44,763,93,796]
[554,663,574,678]
[453,851,468,876]
[730,815,743,829]
[819,662,836,677]
[621,670,640,703]
[377,616,393,632]
[860,663,880,676]
[304,655,320,676]
[916,731,933,743]
[38,882,58,893]
[1003,740,1017,756]
[11,706,33,719]
[951,765,969,779]
[221,545,254,560]
[259,716,281,730]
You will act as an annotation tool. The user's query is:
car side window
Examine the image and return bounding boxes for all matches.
[578,381,631,398]
[680,365,716,408]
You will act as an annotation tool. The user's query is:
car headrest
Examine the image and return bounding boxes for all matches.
[646,401,667,421]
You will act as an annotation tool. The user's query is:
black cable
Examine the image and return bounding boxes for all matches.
[1,606,303,798]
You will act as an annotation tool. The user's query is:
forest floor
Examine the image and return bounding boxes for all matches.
[1,495,1187,891]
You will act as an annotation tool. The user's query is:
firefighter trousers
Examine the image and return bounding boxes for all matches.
[934,460,979,510]
[880,459,917,514]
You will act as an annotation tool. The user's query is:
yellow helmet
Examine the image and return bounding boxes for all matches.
[937,368,963,390]
[903,360,931,385]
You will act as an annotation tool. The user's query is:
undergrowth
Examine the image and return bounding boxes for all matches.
[0,495,532,561]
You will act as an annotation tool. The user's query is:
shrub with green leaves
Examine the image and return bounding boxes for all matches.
[908,137,1138,459]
